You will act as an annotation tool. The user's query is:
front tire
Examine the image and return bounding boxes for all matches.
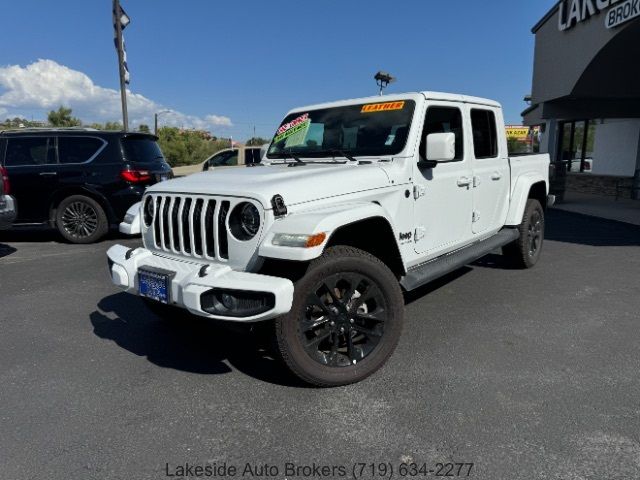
[502,198,545,269]
[55,195,109,244]
[275,246,404,387]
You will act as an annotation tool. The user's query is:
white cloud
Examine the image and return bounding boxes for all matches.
[0,59,232,130]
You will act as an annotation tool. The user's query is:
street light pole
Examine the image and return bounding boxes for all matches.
[113,0,129,131]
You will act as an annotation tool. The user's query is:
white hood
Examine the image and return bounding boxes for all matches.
[149,163,391,208]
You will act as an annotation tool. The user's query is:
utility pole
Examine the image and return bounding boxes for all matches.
[113,0,129,131]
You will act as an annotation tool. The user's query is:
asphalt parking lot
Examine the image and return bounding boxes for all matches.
[1,209,639,480]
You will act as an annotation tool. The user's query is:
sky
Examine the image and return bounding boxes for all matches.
[0,0,558,140]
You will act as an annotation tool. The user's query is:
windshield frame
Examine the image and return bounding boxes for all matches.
[267,99,417,162]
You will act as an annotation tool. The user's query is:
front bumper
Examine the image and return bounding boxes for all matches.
[106,244,294,322]
[0,195,16,229]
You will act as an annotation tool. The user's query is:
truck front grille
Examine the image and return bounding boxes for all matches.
[149,194,230,261]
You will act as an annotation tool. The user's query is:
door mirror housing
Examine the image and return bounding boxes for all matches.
[425,132,456,163]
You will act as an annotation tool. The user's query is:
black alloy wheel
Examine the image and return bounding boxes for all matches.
[275,246,404,387]
[300,272,387,367]
[528,209,543,256]
[502,198,545,269]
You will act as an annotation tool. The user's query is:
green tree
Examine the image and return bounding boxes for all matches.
[104,121,123,131]
[47,106,81,127]
[156,127,230,167]
[138,124,150,133]
[246,136,269,146]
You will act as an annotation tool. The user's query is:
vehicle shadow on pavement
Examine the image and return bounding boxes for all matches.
[90,292,307,387]
[544,209,640,246]
[0,243,17,258]
[404,267,472,305]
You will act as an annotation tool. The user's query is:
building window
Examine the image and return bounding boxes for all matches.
[557,120,596,173]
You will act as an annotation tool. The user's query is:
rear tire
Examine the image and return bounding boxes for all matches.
[502,198,545,269]
[55,195,108,244]
[275,246,404,387]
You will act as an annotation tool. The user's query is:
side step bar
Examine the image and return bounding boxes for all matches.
[400,228,520,291]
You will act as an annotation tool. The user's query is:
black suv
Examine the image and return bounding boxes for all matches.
[0,128,172,243]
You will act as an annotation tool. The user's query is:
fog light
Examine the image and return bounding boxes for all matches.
[220,293,237,310]
[200,288,275,318]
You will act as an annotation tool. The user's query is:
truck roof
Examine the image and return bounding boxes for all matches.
[288,91,501,114]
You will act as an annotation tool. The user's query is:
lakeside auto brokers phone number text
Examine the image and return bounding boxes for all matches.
[165,461,474,479]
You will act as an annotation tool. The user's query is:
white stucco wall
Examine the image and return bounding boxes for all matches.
[592,119,640,176]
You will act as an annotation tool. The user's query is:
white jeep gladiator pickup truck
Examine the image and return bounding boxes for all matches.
[107,91,552,387]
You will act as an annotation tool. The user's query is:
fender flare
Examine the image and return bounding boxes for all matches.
[505,173,548,226]
[258,202,398,262]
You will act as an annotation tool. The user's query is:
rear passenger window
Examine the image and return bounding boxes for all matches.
[58,137,104,164]
[471,109,498,159]
[246,149,262,164]
[5,137,56,166]
[421,107,464,160]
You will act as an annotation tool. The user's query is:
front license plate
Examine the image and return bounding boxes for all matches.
[138,268,173,304]
[159,174,168,182]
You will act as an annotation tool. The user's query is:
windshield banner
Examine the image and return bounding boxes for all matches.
[361,101,405,113]
[274,113,310,143]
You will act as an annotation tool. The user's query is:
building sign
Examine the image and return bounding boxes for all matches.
[605,0,640,28]
[557,0,637,31]
[506,126,539,142]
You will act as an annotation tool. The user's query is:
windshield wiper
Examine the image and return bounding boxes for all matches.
[270,151,305,165]
[313,149,358,162]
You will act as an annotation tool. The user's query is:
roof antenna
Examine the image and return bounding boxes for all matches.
[374,71,396,96]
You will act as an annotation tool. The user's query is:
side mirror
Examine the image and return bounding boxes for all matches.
[424,132,456,164]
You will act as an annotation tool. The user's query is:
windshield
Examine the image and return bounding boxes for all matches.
[267,100,416,160]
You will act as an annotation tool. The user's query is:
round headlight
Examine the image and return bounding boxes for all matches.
[229,202,260,240]
[143,196,154,227]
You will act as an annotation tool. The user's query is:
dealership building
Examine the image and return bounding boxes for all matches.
[523,0,640,200]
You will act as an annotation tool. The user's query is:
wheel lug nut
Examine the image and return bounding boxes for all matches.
[350,318,354,324]
[330,321,335,326]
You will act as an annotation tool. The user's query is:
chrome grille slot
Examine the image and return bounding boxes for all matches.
[161,197,172,251]
[204,200,216,258]
[181,198,192,254]
[171,197,181,252]
[192,199,204,256]
[147,194,246,263]
[218,201,230,260]
[153,196,162,248]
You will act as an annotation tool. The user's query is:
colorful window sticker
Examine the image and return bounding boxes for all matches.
[361,101,405,113]
[274,113,311,144]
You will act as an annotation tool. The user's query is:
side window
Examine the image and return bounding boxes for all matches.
[471,109,498,159]
[5,137,56,166]
[420,107,464,161]
[225,150,239,166]
[246,149,262,164]
[58,137,104,164]
[211,150,239,167]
